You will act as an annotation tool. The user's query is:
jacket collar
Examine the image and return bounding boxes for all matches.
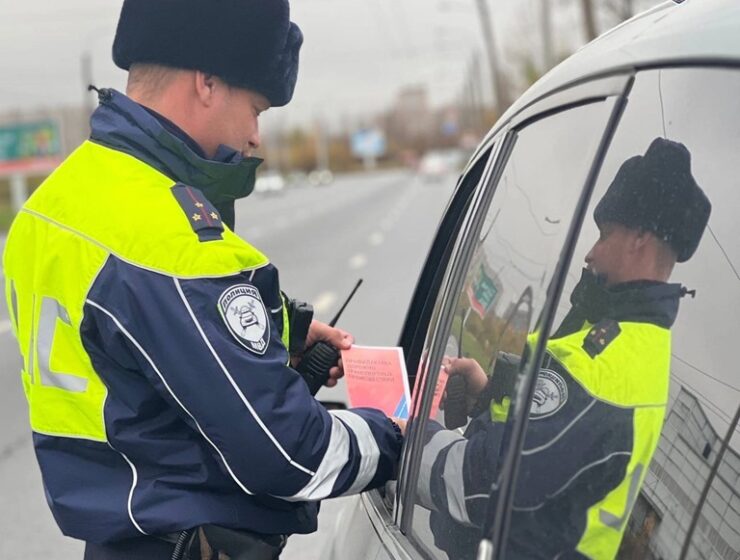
[88,88,262,228]
[553,269,684,337]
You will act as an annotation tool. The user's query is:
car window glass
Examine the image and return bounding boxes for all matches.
[402,144,496,396]
[406,99,616,559]
[388,145,495,514]
[504,68,739,560]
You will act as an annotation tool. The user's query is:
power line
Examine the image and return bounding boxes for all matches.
[658,69,667,138]
[508,162,560,238]
[496,233,550,267]
[672,353,740,393]
[707,225,740,283]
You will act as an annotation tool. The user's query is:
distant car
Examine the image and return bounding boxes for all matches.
[253,170,285,195]
[308,168,334,187]
[417,149,466,182]
[327,1,740,559]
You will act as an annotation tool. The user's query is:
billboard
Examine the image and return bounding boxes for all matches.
[0,121,62,175]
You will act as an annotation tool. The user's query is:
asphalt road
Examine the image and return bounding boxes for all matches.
[0,169,456,559]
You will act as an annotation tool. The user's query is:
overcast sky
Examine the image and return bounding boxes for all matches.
[0,0,577,131]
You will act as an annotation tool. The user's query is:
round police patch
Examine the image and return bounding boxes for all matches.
[218,285,270,355]
[530,368,568,419]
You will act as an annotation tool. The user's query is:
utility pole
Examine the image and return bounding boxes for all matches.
[540,0,555,71]
[580,0,598,42]
[81,51,95,114]
[474,0,510,115]
[470,52,485,133]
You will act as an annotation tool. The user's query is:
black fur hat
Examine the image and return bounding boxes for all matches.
[112,0,302,107]
[594,137,711,263]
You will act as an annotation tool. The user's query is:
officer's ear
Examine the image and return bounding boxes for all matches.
[632,228,659,257]
[194,71,220,107]
[635,228,649,243]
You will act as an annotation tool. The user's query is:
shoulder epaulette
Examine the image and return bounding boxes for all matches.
[171,183,224,242]
[582,319,621,359]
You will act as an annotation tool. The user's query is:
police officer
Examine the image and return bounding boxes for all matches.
[417,137,711,559]
[2,1,404,558]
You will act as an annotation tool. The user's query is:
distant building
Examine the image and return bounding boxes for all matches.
[624,387,740,560]
[384,86,434,150]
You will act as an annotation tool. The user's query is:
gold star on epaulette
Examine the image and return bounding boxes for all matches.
[210,212,219,220]
[582,320,621,358]
[192,213,202,222]
[195,202,204,208]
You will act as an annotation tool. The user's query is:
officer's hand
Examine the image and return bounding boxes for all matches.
[302,320,354,387]
[391,418,407,437]
[442,356,488,397]
[442,356,488,413]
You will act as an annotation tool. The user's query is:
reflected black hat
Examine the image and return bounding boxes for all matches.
[594,137,711,263]
[112,0,303,107]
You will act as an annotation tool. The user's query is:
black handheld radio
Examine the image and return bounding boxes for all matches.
[296,279,363,395]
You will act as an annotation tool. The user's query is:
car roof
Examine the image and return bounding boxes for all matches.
[480,0,740,148]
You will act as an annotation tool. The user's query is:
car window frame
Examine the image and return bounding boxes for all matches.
[393,73,637,556]
[342,139,507,560]
[395,133,513,527]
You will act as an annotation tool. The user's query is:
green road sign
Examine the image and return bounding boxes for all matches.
[468,264,498,318]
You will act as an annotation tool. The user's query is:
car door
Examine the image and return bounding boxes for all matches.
[328,63,739,560]
[401,65,740,560]
[396,75,630,560]
[321,75,631,560]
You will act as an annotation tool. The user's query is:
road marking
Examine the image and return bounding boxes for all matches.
[348,254,367,270]
[312,292,337,316]
[369,232,384,246]
[0,319,12,336]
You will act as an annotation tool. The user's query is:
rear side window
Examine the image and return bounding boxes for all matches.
[500,67,740,560]
[576,67,740,560]
[405,98,617,559]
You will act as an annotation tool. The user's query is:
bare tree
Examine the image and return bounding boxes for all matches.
[474,0,511,114]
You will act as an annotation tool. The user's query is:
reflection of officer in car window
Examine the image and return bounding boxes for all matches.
[418,138,712,559]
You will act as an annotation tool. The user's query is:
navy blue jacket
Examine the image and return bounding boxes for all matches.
[21,90,402,543]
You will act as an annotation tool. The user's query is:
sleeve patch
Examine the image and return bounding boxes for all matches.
[218,284,271,355]
[582,319,621,359]
[171,183,224,242]
[530,369,568,419]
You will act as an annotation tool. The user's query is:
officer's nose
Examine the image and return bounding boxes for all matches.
[244,133,260,158]
[584,245,595,267]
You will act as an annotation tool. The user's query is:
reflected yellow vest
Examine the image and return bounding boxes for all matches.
[548,322,670,559]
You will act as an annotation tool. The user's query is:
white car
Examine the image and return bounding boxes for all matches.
[254,170,286,195]
[327,1,740,559]
[417,149,466,183]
